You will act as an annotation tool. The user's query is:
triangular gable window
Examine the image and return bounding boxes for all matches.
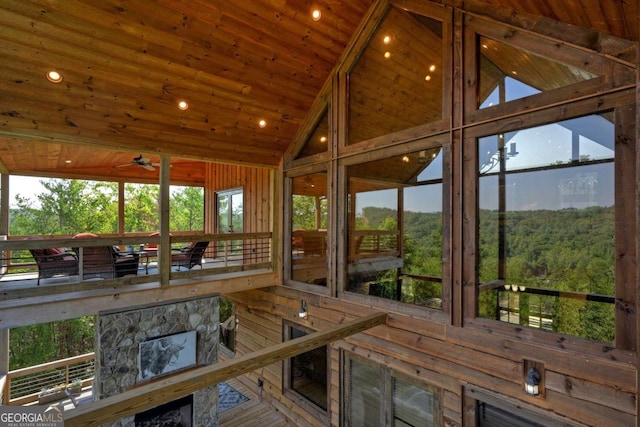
[478,36,598,109]
[295,109,329,160]
[347,7,444,145]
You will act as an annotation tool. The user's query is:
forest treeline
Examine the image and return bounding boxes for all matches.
[359,205,615,342]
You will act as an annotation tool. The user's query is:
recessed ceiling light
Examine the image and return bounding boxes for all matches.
[320,136,327,143]
[384,51,391,59]
[383,35,391,44]
[258,119,267,128]
[65,159,72,164]
[46,70,63,83]
[311,9,321,21]
[429,64,436,72]
[425,75,431,81]
[177,100,189,110]
[402,155,410,163]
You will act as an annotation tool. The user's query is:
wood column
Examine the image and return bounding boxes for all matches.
[159,155,171,285]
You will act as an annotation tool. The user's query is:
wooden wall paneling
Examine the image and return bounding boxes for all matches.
[615,102,637,351]
[544,389,635,427]
[544,370,635,415]
[443,326,635,393]
[443,388,463,426]
[636,42,640,424]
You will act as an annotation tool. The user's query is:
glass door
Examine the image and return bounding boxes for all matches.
[216,188,243,262]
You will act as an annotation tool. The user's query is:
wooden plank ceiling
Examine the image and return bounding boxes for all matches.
[0,0,636,185]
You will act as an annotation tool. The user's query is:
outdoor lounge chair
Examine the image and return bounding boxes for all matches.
[27,236,79,286]
[171,241,209,270]
[73,233,139,279]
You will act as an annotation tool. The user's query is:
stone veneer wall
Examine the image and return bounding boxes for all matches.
[95,296,219,427]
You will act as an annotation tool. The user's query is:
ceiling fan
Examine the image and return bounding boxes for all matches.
[116,154,160,171]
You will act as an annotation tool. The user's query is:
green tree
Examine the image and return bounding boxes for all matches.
[292,195,327,229]
[125,184,159,232]
[170,186,204,231]
[9,317,95,370]
[11,179,117,235]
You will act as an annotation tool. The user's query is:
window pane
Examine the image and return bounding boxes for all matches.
[291,173,328,286]
[347,358,380,426]
[403,150,443,308]
[478,36,598,109]
[289,327,327,410]
[348,8,444,144]
[392,377,435,427]
[478,402,546,427]
[347,148,443,309]
[477,114,615,343]
[295,110,329,159]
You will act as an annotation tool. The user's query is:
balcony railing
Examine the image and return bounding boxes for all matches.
[4,353,95,406]
[0,232,272,289]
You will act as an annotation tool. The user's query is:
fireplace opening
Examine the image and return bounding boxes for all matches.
[135,394,193,427]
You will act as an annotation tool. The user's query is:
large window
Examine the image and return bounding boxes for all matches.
[477,113,615,343]
[284,323,328,413]
[344,355,440,426]
[346,148,444,309]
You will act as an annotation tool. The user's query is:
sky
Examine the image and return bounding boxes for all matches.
[9,176,46,208]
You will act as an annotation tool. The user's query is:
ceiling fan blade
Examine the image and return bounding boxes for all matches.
[142,164,156,171]
[150,162,161,167]
[115,163,133,168]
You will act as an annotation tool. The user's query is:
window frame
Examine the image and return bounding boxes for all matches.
[337,134,451,323]
[342,352,442,427]
[282,320,330,421]
[463,99,636,355]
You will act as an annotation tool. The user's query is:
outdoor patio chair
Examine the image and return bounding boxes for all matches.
[171,241,209,270]
[26,236,79,286]
[73,233,139,279]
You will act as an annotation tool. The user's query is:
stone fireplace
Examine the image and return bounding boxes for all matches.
[95,296,220,426]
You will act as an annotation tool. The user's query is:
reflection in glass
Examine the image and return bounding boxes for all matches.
[477,114,615,343]
[291,173,328,286]
[392,377,435,427]
[348,8,443,144]
[289,326,327,410]
[295,109,329,160]
[347,148,443,308]
[478,36,598,109]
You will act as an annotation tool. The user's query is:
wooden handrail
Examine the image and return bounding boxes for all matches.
[6,353,95,405]
[7,353,94,378]
[65,312,387,426]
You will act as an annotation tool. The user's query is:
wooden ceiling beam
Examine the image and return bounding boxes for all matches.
[63,311,387,427]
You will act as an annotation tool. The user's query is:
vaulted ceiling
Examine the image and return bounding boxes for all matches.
[0,0,636,185]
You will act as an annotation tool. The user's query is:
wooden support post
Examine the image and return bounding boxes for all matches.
[159,155,171,286]
[64,312,387,426]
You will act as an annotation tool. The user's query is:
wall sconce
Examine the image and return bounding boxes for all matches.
[299,300,308,319]
[525,367,541,396]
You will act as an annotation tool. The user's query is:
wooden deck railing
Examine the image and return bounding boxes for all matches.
[5,352,95,406]
[0,232,272,287]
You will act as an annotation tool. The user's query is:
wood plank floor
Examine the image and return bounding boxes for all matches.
[219,378,292,426]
